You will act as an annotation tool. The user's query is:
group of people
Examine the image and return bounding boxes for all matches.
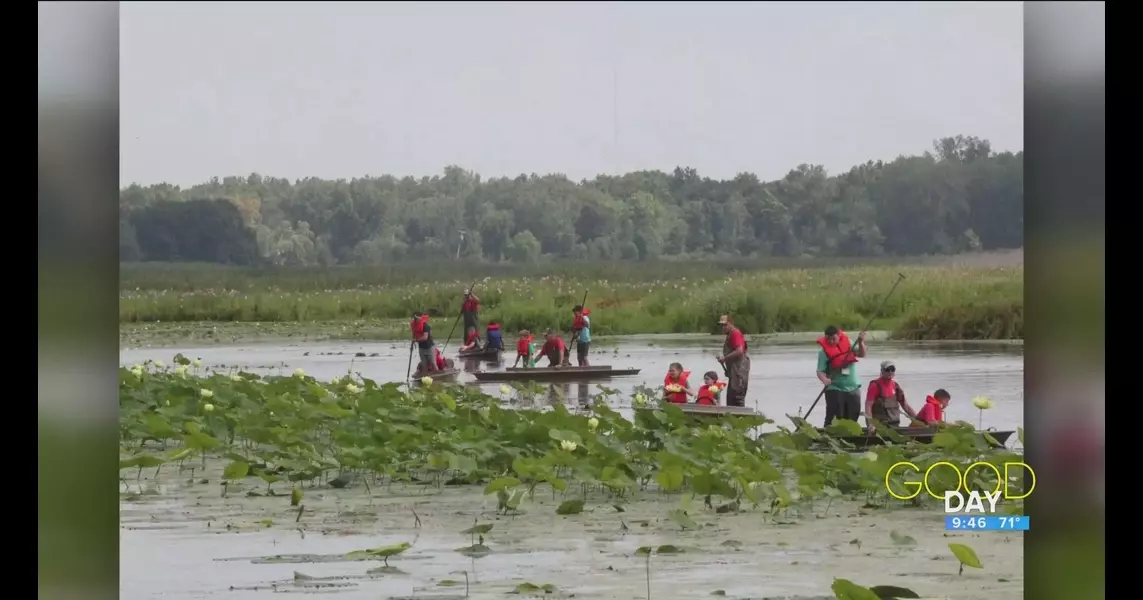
[414,294,953,430]
[658,314,752,407]
[411,291,594,376]
[815,325,951,429]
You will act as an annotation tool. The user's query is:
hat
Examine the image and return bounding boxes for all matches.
[880,360,895,370]
[718,315,730,325]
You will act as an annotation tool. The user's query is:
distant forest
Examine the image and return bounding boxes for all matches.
[119,135,1021,266]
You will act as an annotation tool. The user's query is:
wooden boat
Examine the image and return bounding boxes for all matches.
[635,403,762,419]
[766,419,1015,449]
[457,347,504,361]
[411,367,460,385]
[472,365,640,382]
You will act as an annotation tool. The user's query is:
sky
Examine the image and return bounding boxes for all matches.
[115,2,1026,187]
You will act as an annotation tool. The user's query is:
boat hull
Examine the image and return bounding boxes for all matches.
[412,367,460,385]
[472,366,640,382]
[457,348,504,361]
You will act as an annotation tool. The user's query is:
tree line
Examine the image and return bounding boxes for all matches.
[119,135,1022,266]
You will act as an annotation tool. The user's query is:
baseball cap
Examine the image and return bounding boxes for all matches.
[718,315,730,324]
[880,360,895,370]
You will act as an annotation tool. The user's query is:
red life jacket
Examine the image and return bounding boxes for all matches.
[696,383,720,405]
[434,347,447,370]
[487,322,500,332]
[516,335,534,356]
[917,396,944,423]
[573,308,592,330]
[817,330,858,371]
[462,297,479,313]
[664,371,690,404]
[869,377,898,400]
[465,329,479,345]
[410,315,429,340]
[541,337,566,357]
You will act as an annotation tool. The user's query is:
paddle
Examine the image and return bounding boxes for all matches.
[404,339,415,383]
[442,281,477,355]
[563,290,588,366]
[803,272,907,422]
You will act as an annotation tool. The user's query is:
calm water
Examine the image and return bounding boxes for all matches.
[120,335,1023,432]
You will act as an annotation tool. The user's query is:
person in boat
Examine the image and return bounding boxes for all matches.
[535,330,568,367]
[816,325,867,427]
[411,311,438,373]
[461,290,481,333]
[663,362,693,404]
[571,305,592,367]
[863,360,920,429]
[695,371,725,406]
[716,315,750,407]
[915,388,951,425]
[513,329,537,368]
[484,322,504,352]
[460,326,481,352]
[415,347,453,376]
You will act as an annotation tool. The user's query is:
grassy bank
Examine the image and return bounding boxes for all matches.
[120,260,1024,340]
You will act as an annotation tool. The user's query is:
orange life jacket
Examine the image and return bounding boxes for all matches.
[434,347,447,370]
[410,315,429,340]
[573,308,592,330]
[696,383,721,405]
[664,371,690,404]
[516,335,534,356]
[817,330,858,371]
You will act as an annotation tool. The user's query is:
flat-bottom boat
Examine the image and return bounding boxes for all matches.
[457,347,504,361]
[634,403,762,419]
[765,419,1015,449]
[472,365,640,383]
[412,367,460,385]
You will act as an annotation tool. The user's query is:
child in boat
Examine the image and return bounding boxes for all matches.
[916,389,951,424]
[695,371,725,406]
[460,326,481,352]
[663,362,693,404]
[415,347,451,376]
[514,330,537,368]
[485,322,504,351]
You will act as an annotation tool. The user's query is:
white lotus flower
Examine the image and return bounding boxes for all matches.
[294,368,305,378]
[588,417,599,430]
[559,440,578,452]
[346,383,361,394]
[499,384,512,395]
[193,358,202,368]
[203,403,215,412]
[199,388,213,398]
[421,376,433,386]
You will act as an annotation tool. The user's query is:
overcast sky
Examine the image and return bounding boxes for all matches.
[117,2,1025,187]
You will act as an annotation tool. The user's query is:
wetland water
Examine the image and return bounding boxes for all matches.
[119,335,1024,599]
[120,334,1024,432]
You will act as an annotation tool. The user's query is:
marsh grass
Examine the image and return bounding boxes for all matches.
[120,259,1023,340]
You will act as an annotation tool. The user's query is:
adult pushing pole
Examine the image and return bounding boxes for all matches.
[565,290,589,366]
[803,273,906,422]
[442,281,477,354]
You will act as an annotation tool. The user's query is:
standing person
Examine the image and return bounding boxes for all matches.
[461,291,481,334]
[915,389,952,425]
[535,330,568,367]
[864,360,919,429]
[513,330,537,368]
[716,315,750,407]
[816,325,867,427]
[411,311,438,373]
[571,305,592,366]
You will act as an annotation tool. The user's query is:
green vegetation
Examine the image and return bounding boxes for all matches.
[119,135,1021,266]
[120,260,1023,340]
[120,358,1017,598]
